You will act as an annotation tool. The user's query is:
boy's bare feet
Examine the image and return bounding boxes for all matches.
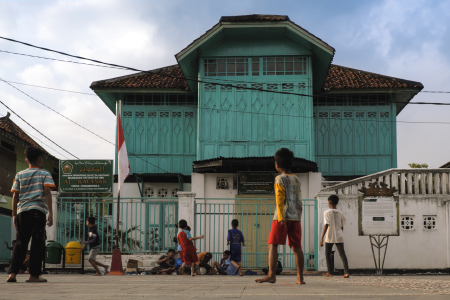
[296,275,305,284]
[92,273,102,276]
[6,274,17,282]
[343,274,350,278]
[104,266,109,274]
[322,273,333,277]
[255,276,276,284]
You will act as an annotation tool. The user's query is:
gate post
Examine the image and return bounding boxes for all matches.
[177,192,196,229]
[47,191,59,242]
[315,191,336,272]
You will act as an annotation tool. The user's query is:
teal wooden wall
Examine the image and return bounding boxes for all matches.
[121,94,197,175]
[313,94,397,176]
[0,214,11,262]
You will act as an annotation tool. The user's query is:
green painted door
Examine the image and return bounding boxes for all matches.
[0,215,12,262]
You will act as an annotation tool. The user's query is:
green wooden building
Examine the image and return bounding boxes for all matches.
[91,15,423,184]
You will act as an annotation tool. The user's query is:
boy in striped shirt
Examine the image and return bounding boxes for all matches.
[7,147,55,283]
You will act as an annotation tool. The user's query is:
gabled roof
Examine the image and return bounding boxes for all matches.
[323,65,424,91]
[90,65,189,90]
[441,161,450,168]
[0,112,57,159]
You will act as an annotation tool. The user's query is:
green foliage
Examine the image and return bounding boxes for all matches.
[103,225,144,253]
[408,163,428,168]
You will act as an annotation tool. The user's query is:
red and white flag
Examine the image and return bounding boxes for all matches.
[117,112,130,193]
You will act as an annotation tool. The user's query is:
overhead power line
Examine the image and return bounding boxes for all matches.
[5,80,96,96]
[0,100,79,158]
[3,35,450,105]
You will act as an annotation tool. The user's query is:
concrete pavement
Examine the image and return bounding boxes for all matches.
[1,274,450,299]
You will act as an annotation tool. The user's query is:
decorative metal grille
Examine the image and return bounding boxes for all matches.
[282,83,294,91]
[380,112,390,118]
[172,112,181,117]
[319,112,329,118]
[185,112,194,117]
[344,112,353,118]
[236,84,247,90]
[158,188,168,198]
[401,216,414,230]
[423,216,436,230]
[313,94,390,106]
[267,84,278,90]
[331,112,341,118]
[123,111,132,117]
[220,85,232,91]
[124,93,197,105]
[144,187,154,197]
[160,112,170,117]
[298,82,306,90]
[205,83,216,91]
[148,112,157,117]
[368,112,377,118]
[135,111,144,117]
[356,112,365,118]
[172,189,179,197]
[216,178,229,189]
[251,83,263,90]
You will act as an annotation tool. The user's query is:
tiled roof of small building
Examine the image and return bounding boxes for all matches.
[0,112,56,159]
[90,65,189,90]
[219,15,290,22]
[91,64,423,92]
[323,64,424,91]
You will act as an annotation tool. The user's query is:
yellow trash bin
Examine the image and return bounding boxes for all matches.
[65,241,82,264]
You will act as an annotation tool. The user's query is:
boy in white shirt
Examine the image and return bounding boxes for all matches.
[320,195,349,278]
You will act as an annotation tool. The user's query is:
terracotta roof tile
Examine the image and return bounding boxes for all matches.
[324,64,423,91]
[0,113,56,159]
[91,64,423,92]
[90,65,189,90]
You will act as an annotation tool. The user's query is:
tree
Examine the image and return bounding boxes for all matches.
[408,163,428,168]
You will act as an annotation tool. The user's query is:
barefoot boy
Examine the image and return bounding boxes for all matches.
[82,216,109,276]
[227,219,245,276]
[256,148,305,285]
[177,219,203,276]
[7,147,55,283]
[320,195,350,278]
[211,250,231,275]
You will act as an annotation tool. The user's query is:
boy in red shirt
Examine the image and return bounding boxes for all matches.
[256,148,305,285]
[177,219,203,276]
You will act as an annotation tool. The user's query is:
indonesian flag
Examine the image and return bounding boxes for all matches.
[118,113,130,193]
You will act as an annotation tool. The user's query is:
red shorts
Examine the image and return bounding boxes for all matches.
[179,251,184,262]
[268,220,302,249]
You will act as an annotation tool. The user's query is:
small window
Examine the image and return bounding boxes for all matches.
[423,216,436,230]
[144,187,154,197]
[172,189,179,197]
[216,178,229,190]
[1,140,15,152]
[158,188,168,198]
[401,216,414,230]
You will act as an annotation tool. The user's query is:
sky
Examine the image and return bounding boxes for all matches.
[0,0,449,168]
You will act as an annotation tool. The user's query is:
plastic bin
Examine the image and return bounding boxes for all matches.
[65,241,82,264]
[45,241,64,264]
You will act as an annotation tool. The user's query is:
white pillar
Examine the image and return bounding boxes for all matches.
[316,191,336,272]
[47,191,59,241]
[308,172,323,199]
[177,192,196,229]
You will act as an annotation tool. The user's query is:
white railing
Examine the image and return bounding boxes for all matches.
[319,168,450,196]
[321,181,345,189]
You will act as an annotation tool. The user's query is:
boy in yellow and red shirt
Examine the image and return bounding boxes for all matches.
[256,148,305,285]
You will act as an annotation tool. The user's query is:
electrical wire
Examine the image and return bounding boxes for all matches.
[5,80,96,96]
[0,100,79,158]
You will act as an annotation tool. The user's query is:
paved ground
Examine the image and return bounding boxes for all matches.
[1,274,450,299]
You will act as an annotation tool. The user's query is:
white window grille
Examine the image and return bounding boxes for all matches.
[144,187,154,197]
[423,216,436,230]
[158,188,168,198]
[401,216,414,230]
[172,189,179,197]
[217,178,229,190]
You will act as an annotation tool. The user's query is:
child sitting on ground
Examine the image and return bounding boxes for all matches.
[211,250,231,275]
[320,195,350,278]
[82,216,109,276]
[177,219,203,276]
[227,219,245,276]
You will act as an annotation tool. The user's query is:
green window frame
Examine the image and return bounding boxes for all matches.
[124,93,198,105]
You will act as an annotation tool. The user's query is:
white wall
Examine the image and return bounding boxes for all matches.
[113,182,191,198]
[317,193,450,271]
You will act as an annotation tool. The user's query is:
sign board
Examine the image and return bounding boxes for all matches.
[59,160,113,193]
[237,172,275,195]
[358,196,399,236]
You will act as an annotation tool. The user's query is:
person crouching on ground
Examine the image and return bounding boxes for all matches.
[211,250,231,275]
[320,195,350,278]
[177,219,203,276]
[82,216,109,276]
[156,249,176,275]
[227,219,245,276]
[256,148,305,285]
[196,251,213,275]
[7,147,56,283]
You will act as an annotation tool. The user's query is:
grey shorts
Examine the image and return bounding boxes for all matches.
[89,247,100,260]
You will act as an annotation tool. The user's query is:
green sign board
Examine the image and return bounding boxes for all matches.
[237,172,275,195]
[59,160,113,193]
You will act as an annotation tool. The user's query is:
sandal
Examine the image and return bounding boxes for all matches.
[6,277,17,283]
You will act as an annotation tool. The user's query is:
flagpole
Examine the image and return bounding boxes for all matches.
[116,99,122,250]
